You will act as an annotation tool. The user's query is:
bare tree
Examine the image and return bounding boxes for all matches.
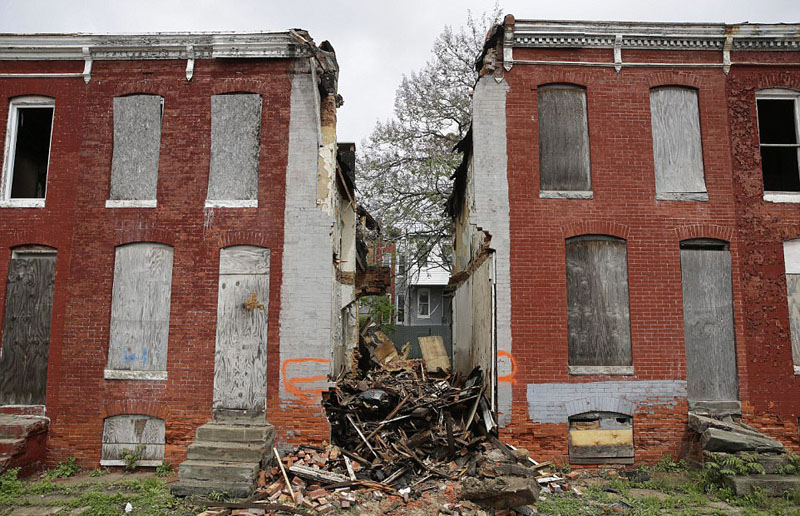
[357,6,501,272]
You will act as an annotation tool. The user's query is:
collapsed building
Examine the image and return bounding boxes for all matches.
[0,30,366,491]
[448,17,800,466]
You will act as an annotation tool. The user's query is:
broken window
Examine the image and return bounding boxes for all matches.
[565,236,632,372]
[418,288,430,318]
[106,243,174,380]
[568,412,634,464]
[537,84,592,197]
[101,415,165,466]
[783,239,800,373]
[1,96,54,206]
[107,95,163,207]
[650,87,707,200]
[206,93,262,207]
[757,90,800,196]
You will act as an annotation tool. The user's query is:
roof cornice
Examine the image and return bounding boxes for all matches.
[510,20,800,51]
[0,31,310,60]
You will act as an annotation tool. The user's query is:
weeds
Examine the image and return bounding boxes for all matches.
[0,467,24,504]
[121,444,145,472]
[45,456,80,479]
[155,462,173,478]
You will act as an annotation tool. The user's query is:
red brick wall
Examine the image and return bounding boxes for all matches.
[501,46,758,464]
[0,57,301,466]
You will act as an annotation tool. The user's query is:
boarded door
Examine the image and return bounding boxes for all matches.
[0,251,56,405]
[680,240,738,404]
[212,246,269,416]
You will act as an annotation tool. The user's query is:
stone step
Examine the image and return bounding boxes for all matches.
[701,427,784,453]
[723,474,800,496]
[187,441,267,463]
[196,422,274,444]
[0,437,25,457]
[170,478,255,499]
[178,460,259,483]
[0,415,48,439]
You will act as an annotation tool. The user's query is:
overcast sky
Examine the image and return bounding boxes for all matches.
[1,0,798,144]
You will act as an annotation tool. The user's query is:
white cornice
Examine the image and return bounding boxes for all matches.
[0,31,309,61]
[511,20,800,51]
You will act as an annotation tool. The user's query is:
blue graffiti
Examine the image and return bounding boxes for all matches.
[124,347,149,366]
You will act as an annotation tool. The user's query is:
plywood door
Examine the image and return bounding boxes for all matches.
[0,253,56,405]
[212,246,269,414]
[681,245,739,403]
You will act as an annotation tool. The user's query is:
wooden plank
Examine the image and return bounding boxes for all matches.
[569,428,633,447]
[650,87,706,195]
[418,336,450,372]
[109,95,162,201]
[681,245,739,402]
[213,247,269,413]
[107,243,173,372]
[101,414,165,462]
[207,94,262,201]
[787,274,800,367]
[219,246,270,275]
[537,84,591,191]
[566,237,632,367]
[0,254,56,405]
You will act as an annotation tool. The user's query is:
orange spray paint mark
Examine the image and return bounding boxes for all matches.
[281,358,330,402]
[497,350,517,384]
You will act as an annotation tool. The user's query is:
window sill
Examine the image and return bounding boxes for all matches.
[105,199,157,208]
[100,459,163,467]
[205,199,258,208]
[656,192,708,202]
[764,192,800,203]
[569,365,634,376]
[104,369,167,381]
[540,190,593,200]
[0,199,45,208]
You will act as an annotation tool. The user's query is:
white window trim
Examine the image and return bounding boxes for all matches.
[105,199,157,209]
[204,199,258,208]
[540,190,593,200]
[756,88,800,202]
[100,459,163,467]
[1,96,55,206]
[417,288,430,319]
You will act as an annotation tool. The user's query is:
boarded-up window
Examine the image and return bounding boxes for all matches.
[569,412,634,464]
[680,239,738,403]
[650,87,707,199]
[106,243,174,379]
[566,236,632,368]
[538,84,591,193]
[206,94,262,205]
[783,240,800,370]
[101,415,165,466]
[756,92,800,193]
[108,95,163,203]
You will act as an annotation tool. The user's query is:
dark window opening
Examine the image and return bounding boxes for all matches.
[757,98,800,192]
[568,411,634,464]
[10,107,53,199]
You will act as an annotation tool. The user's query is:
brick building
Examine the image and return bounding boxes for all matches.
[0,30,359,479]
[448,18,800,465]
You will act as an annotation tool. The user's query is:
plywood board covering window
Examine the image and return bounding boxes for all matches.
[101,415,165,466]
[566,236,632,368]
[783,239,800,372]
[650,87,707,199]
[680,239,738,403]
[1,96,55,207]
[537,84,591,193]
[756,90,800,194]
[0,249,56,405]
[108,95,163,204]
[106,243,173,378]
[569,412,634,464]
[206,94,262,205]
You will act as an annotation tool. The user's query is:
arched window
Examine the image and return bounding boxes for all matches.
[107,94,164,208]
[206,93,262,207]
[565,235,632,373]
[537,84,591,197]
[101,415,165,466]
[649,86,706,200]
[105,242,174,380]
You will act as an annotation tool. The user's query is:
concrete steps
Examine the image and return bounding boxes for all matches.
[0,414,49,475]
[723,474,800,496]
[171,418,274,499]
